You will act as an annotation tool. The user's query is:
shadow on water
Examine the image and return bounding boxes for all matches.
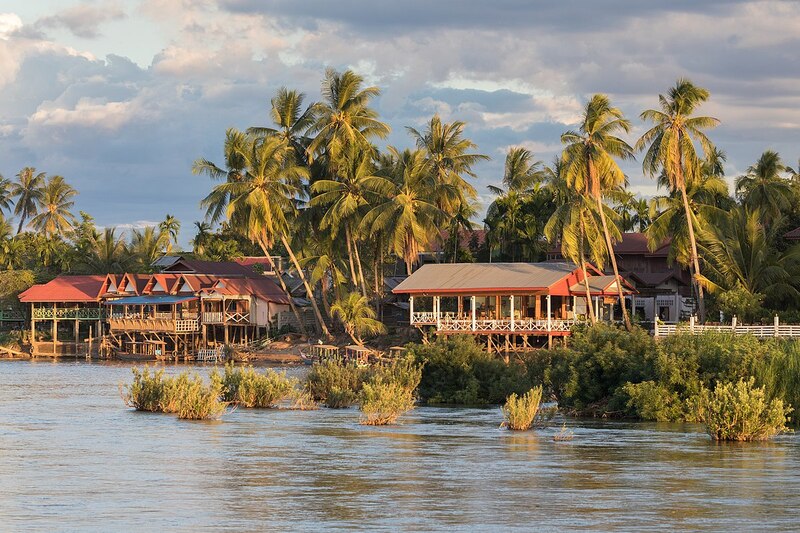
[0,359,798,531]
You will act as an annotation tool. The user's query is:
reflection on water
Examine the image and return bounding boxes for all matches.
[0,360,798,531]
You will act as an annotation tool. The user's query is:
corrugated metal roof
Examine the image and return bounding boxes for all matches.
[392,262,579,294]
[105,295,198,305]
[19,276,106,302]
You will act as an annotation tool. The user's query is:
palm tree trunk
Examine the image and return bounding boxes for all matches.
[595,194,632,330]
[344,226,359,289]
[16,215,25,235]
[256,240,308,337]
[280,234,331,339]
[579,218,597,325]
[320,271,333,322]
[349,224,368,298]
[678,182,705,322]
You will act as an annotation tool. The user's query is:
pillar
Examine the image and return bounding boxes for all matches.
[52,303,58,354]
[731,315,737,330]
[690,314,695,333]
[471,296,476,331]
[775,314,780,337]
[510,295,515,331]
[573,295,578,320]
[409,296,415,324]
[30,304,36,353]
[434,296,441,329]
[546,294,552,331]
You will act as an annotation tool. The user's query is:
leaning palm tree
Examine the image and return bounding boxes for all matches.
[735,150,794,226]
[29,175,77,239]
[307,68,390,164]
[192,128,250,224]
[248,87,318,163]
[635,78,720,321]
[331,291,387,346]
[561,94,635,329]
[206,134,330,338]
[11,167,46,234]
[407,114,489,215]
[361,148,444,275]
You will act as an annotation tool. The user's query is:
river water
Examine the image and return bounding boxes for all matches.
[0,360,798,531]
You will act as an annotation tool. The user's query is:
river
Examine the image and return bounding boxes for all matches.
[0,360,798,531]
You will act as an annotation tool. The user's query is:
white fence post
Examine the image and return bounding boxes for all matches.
[775,314,780,337]
[731,315,737,331]
[654,319,659,337]
[409,296,414,325]
[690,314,695,334]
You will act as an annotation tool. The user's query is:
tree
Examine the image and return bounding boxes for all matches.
[193,128,249,224]
[191,221,213,256]
[499,147,546,192]
[561,94,635,329]
[0,176,13,214]
[29,175,77,239]
[159,214,181,253]
[203,134,330,338]
[636,78,720,321]
[130,226,168,270]
[361,148,444,275]
[11,167,45,234]
[330,291,387,346]
[248,87,317,162]
[735,150,795,226]
[82,227,130,274]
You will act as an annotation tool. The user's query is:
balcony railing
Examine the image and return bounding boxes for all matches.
[412,312,576,333]
[202,311,251,324]
[0,309,25,321]
[108,318,200,333]
[32,308,106,320]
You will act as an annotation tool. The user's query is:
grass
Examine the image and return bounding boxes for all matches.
[501,386,543,431]
[702,378,792,441]
[121,366,227,420]
[213,363,297,408]
[359,380,417,426]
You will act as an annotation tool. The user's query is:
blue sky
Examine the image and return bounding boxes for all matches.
[1,1,799,247]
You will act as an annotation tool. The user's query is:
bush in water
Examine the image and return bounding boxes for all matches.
[305,358,370,406]
[501,386,543,431]
[174,373,227,420]
[122,366,227,420]
[701,378,791,441]
[213,363,297,408]
[358,359,423,425]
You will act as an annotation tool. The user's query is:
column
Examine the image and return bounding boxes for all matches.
[546,294,552,331]
[409,296,415,325]
[573,295,577,320]
[510,295,515,331]
[471,296,476,331]
[434,296,441,330]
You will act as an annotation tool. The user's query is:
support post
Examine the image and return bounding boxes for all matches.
[654,317,659,337]
[690,314,696,334]
[435,296,441,330]
[731,315,737,331]
[573,295,577,320]
[775,314,780,337]
[510,295,515,331]
[546,294,552,332]
[409,296,415,325]
[471,296,476,331]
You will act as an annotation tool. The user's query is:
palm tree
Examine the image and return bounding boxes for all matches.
[330,291,387,346]
[130,226,168,269]
[698,207,800,301]
[307,68,390,164]
[248,87,317,162]
[630,197,652,232]
[83,227,130,273]
[159,214,181,253]
[191,221,213,256]
[561,94,635,329]
[11,167,45,234]
[361,148,444,275]
[407,114,489,215]
[205,134,330,338]
[29,175,77,239]
[0,176,13,215]
[499,147,546,192]
[192,128,249,224]
[310,144,390,296]
[735,150,794,226]
[544,160,605,323]
[636,78,720,321]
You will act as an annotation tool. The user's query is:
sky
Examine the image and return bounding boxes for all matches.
[1,0,799,247]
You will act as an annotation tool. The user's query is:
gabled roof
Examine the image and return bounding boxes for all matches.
[19,275,106,303]
[569,275,635,295]
[626,271,689,288]
[549,233,670,258]
[234,257,275,272]
[203,277,290,304]
[785,226,800,241]
[392,262,580,294]
[162,259,254,276]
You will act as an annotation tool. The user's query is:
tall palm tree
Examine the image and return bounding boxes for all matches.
[331,291,386,346]
[361,148,444,275]
[635,78,720,321]
[83,227,130,274]
[192,128,249,224]
[544,160,606,323]
[500,147,546,192]
[130,226,168,270]
[191,221,213,256]
[407,114,489,215]
[11,167,45,234]
[159,214,180,253]
[248,87,317,162]
[307,68,390,164]
[561,94,635,329]
[205,134,330,338]
[735,150,794,226]
[30,175,77,239]
[0,176,13,215]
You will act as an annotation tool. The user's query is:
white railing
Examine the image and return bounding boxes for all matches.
[203,312,223,324]
[225,312,251,324]
[430,316,577,333]
[654,317,800,338]
[411,311,436,324]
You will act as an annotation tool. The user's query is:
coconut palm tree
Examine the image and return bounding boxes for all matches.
[30,175,77,239]
[192,128,250,224]
[248,87,317,163]
[191,221,213,256]
[735,150,795,226]
[407,114,489,215]
[499,147,546,192]
[11,167,45,234]
[0,176,13,215]
[331,291,387,346]
[83,227,130,274]
[159,214,181,253]
[561,94,635,329]
[698,207,800,301]
[130,226,168,269]
[635,78,720,321]
[206,134,330,338]
[307,68,390,164]
[361,148,444,275]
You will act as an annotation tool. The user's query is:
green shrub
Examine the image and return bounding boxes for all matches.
[122,366,168,412]
[305,357,370,403]
[621,381,683,422]
[408,335,530,405]
[214,364,297,408]
[701,378,791,441]
[754,340,800,425]
[174,374,227,420]
[501,386,543,431]
[122,366,228,420]
[359,380,416,426]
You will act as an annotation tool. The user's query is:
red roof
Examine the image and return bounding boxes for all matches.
[234,257,275,271]
[19,276,106,303]
[785,227,800,241]
[163,259,254,276]
[205,277,290,304]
